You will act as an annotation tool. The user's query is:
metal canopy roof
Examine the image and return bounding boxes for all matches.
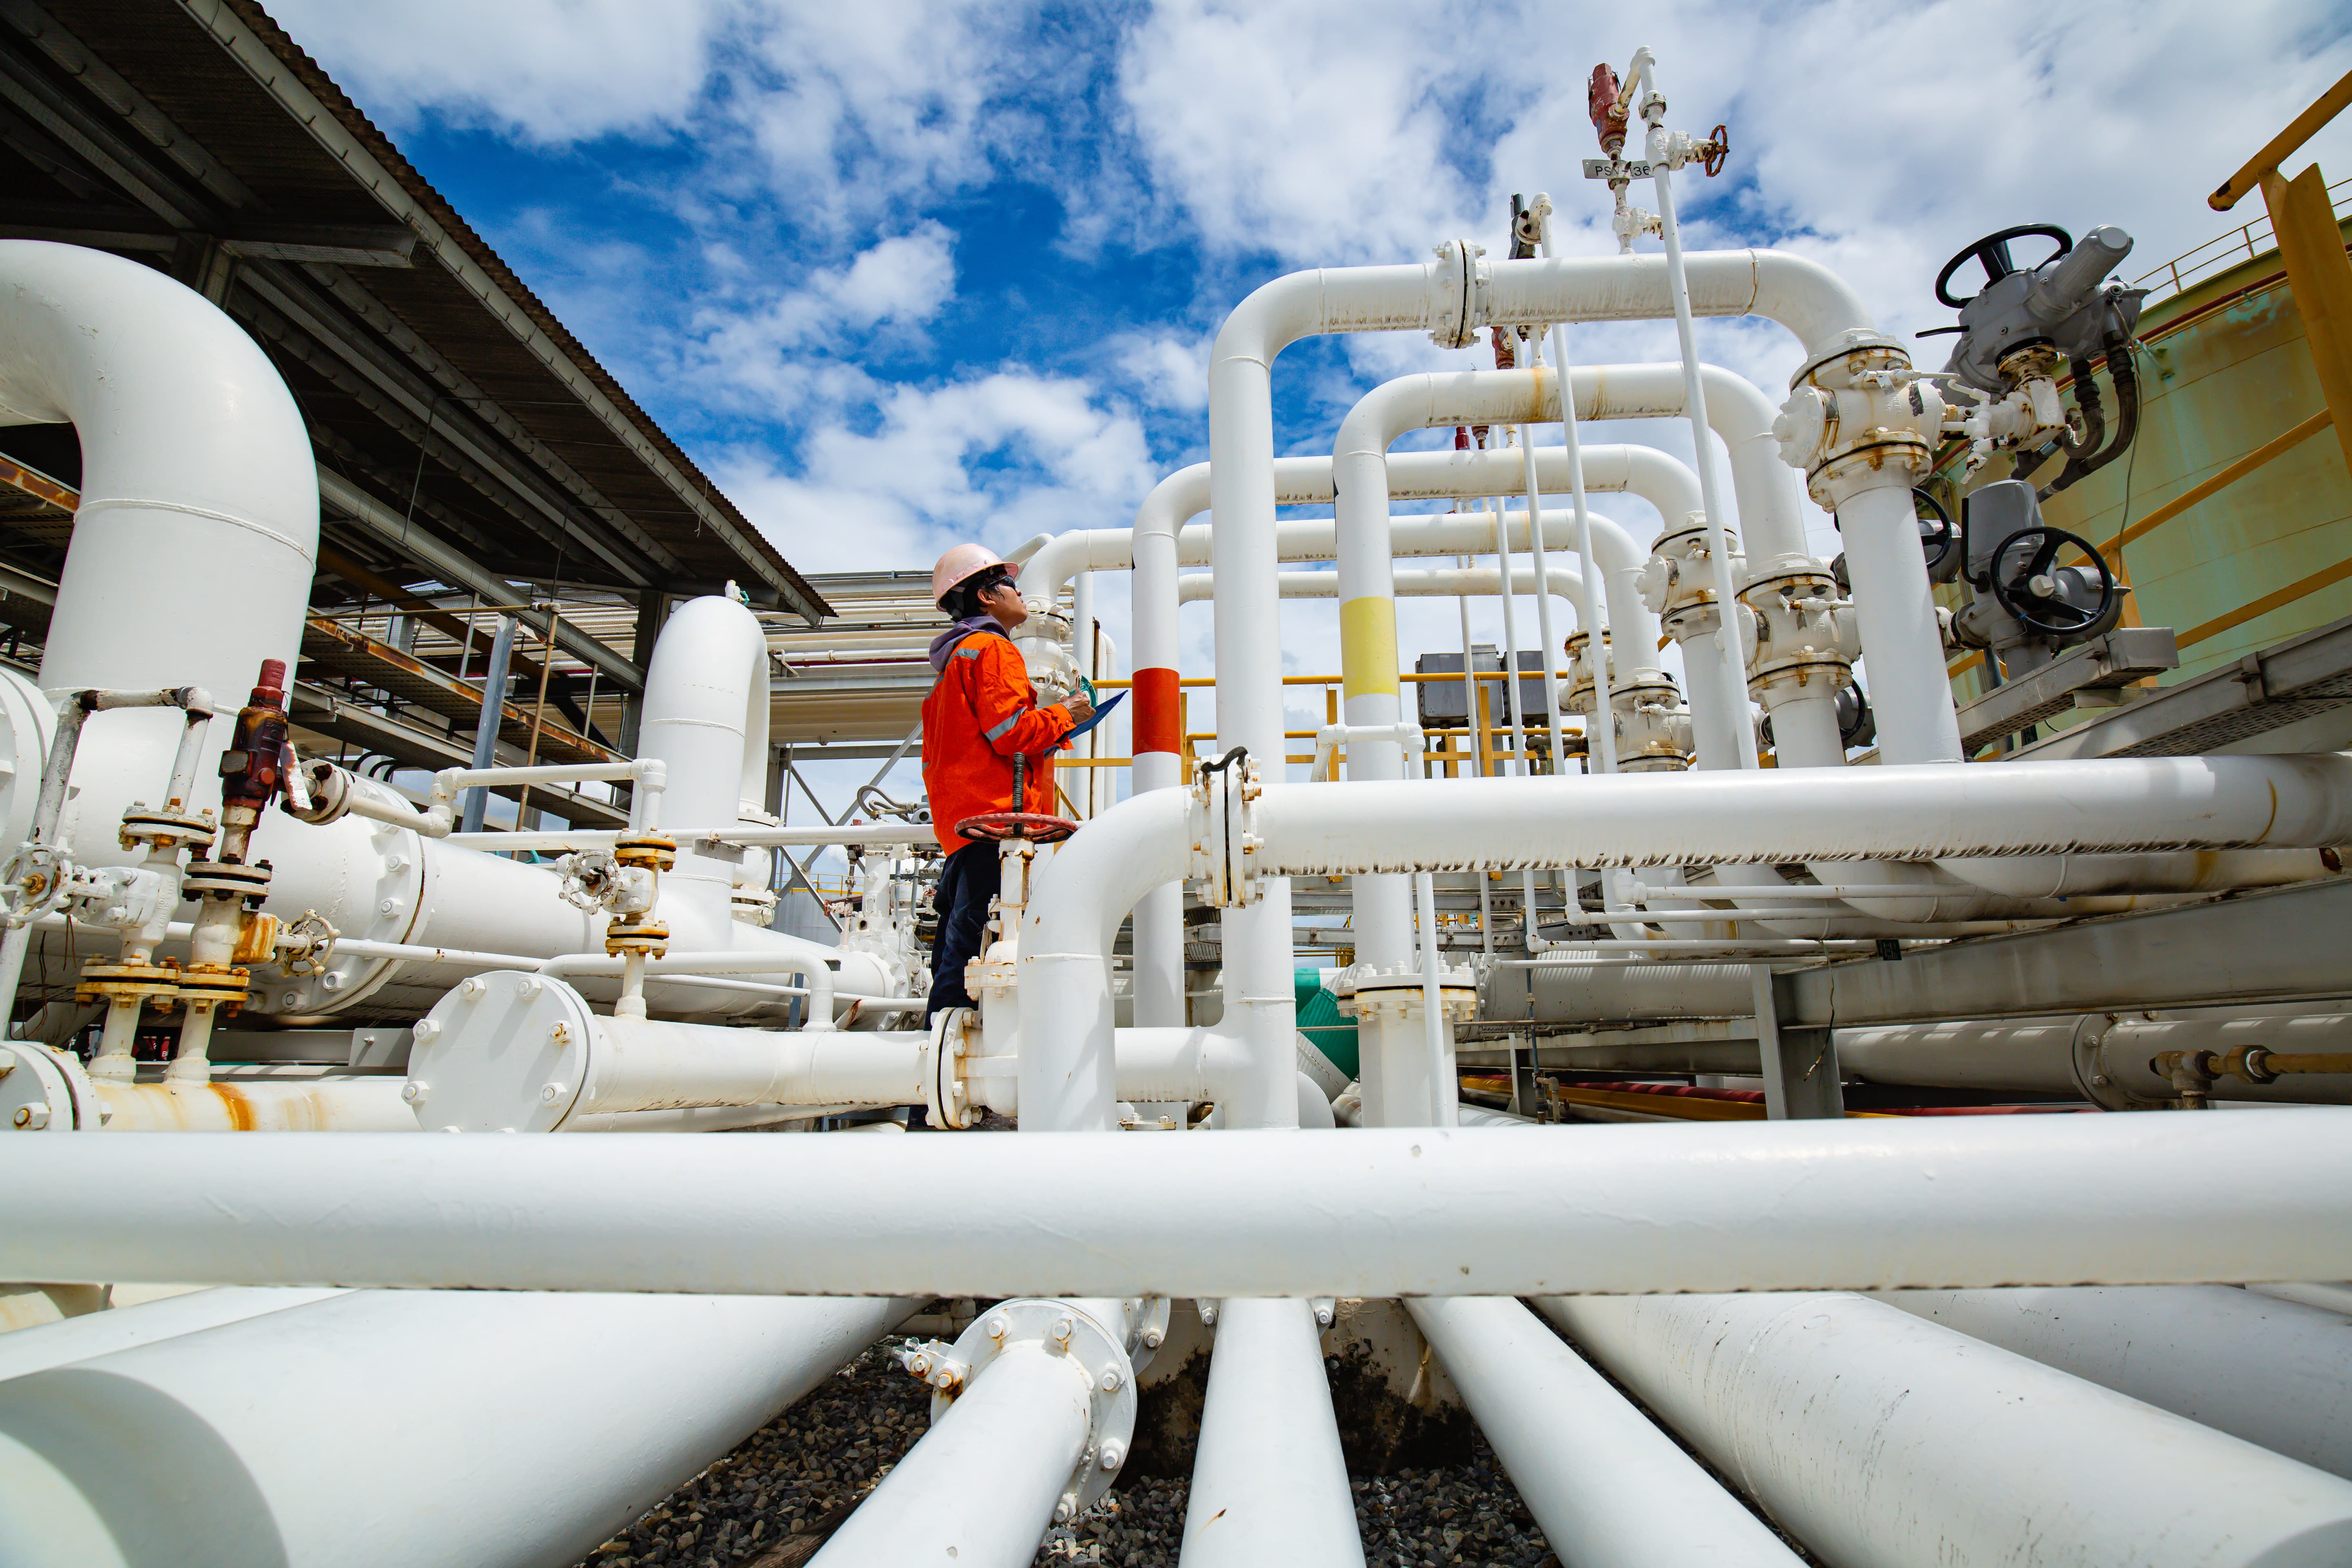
[0,0,829,632]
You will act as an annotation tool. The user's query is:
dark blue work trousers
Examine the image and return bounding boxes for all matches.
[926,842,1002,1023]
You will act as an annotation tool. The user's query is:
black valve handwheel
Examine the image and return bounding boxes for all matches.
[1913,488,1957,575]
[1935,224,2074,309]
[1988,526,2115,638]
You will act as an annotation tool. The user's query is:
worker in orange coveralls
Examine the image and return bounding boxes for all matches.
[921,544,1094,1023]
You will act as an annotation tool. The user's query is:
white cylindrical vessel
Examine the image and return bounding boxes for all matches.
[0,1288,910,1568]
[1539,1291,2352,1566]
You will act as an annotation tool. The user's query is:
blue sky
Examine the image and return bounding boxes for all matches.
[270,0,2352,796]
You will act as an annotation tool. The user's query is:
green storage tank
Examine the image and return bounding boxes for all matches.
[1294,967,1358,1079]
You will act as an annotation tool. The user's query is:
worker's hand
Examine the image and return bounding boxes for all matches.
[1058,692,1097,727]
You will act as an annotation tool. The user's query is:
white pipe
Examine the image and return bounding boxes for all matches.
[0,243,313,791]
[1015,789,1193,1130]
[1181,1298,1365,1566]
[1540,1290,2352,1565]
[1244,755,2352,875]
[441,822,942,853]
[637,594,769,949]
[0,1289,911,1568]
[1177,563,1584,604]
[1414,870,1455,1126]
[12,1112,2352,1297]
[1883,1285,2352,1479]
[0,1287,345,1381]
[809,1340,1094,1568]
[1406,1296,1802,1567]
[1207,246,1868,1131]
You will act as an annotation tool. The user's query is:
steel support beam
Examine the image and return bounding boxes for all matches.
[1779,876,2352,1029]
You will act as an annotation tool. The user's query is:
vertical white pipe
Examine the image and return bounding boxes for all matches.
[810,1341,1094,1568]
[1510,425,1571,771]
[1207,310,1300,1132]
[1181,1298,1365,1567]
[1407,1297,1802,1567]
[460,613,519,835]
[1414,870,1455,1127]
[1129,489,1187,1031]
[1533,217,1620,779]
[1073,570,1097,818]
[1839,483,1964,764]
[1639,91,1757,771]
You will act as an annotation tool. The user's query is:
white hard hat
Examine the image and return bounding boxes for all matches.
[931,543,1018,608]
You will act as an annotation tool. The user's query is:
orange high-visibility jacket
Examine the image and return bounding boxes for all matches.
[922,627,1073,854]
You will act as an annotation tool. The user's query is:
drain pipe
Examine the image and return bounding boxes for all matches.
[1408,1296,1802,1567]
[1539,1290,2352,1565]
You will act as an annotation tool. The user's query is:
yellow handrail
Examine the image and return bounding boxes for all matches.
[2212,69,2352,211]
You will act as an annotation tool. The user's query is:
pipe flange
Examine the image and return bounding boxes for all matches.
[2071,1014,2169,1112]
[602,920,670,958]
[116,806,215,853]
[926,1300,1138,1520]
[181,859,272,903]
[1426,239,1491,350]
[175,964,252,1016]
[1788,330,1911,394]
[0,1038,94,1133]
[612,834,677,872]
[75,958,184,1007]
[928,1008,981,1130]
[405,970,599,1132]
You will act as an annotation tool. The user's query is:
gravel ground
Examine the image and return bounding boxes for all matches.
[581,1337,1557,1568]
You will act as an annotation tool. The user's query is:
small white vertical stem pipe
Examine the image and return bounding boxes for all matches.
[1454,566,1495,953]
[1511,425,1570,772]
[1415,870,1455,1127]
[1637,116,1758,769]
[1534,209,1619,779]
[1073,571,1097,819]
[1181,1298,1365,1567]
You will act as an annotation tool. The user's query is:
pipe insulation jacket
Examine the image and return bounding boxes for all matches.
[1538,1291,2352,1566]
[0,1289,913,1568]
[1880,1285,2352,1480]
[8,1113,2352,1297]
[1405,1297,1801,1567]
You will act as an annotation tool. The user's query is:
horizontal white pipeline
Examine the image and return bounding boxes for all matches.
[443,823,940,853]
[6,1112,2349,1298]
[1247,755,2352,874]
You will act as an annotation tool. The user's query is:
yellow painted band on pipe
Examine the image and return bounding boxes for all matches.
[1339,596,1401,698]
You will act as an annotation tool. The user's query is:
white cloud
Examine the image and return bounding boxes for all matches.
[266,0,739,142]
[685,226,959,407]
[715,370,1159,574]
[1107,330,1212,411]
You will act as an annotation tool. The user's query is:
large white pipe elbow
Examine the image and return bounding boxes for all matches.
[1015,790,1194,1131]
[0,243,315,731]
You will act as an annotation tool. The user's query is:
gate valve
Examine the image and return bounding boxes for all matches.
[0,844,74,929]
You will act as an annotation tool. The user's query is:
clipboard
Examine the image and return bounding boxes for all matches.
[1062,689,1124,742]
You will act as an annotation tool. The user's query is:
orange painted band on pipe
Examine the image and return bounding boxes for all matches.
[1132,667,1180,755]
